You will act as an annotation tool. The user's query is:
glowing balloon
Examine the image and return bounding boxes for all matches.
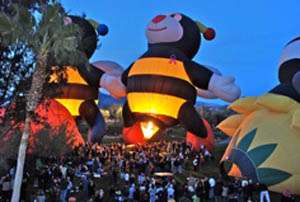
[140,121,159,140]
[186,119,214,152]
[49,65,105,143]
[122,122,146,145]
[121,13,240,142]
[0,99,84,155]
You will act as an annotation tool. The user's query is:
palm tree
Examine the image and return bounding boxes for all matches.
[0,2,88,201]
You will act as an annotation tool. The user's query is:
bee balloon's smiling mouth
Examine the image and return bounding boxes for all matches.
[148,27,167,32]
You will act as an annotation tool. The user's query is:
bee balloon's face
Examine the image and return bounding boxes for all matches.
[146,13,184,44]
[65,16,99,59]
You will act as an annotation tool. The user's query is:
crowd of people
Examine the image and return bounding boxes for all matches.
[0,140,297,202]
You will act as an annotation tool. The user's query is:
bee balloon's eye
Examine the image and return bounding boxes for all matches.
[170,13,182,21]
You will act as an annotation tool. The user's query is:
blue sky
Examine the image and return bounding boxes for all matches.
[61,0,300,104]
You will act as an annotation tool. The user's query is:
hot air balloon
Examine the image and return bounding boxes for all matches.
[121,13,240,142]
[47,15,125,143]
[270,35,300,102]
[218,95,300,195]
[218,37,300,195]
[122,122,146,145]
[0,99,84,156]
[186,119,214,152]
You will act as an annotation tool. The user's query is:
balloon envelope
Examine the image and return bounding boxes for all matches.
[218,94,300,195]
[122,122,146,145]
[186,119,214,151]
[0,99,84,155]
[50,67,97,116]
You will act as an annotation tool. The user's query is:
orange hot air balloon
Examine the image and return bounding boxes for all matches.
[186,119,214,152]
[0,99,84,156]
[122,122,146,145]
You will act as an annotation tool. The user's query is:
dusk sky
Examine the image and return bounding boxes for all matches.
[61,0,300,104]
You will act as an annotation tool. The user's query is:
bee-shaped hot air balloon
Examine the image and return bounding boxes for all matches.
[121,13,240,142]
[270,36,300,101]
[218,36,300,195]
[49,15,124,143]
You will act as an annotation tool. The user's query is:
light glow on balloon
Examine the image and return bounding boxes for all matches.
[140,121,159,139]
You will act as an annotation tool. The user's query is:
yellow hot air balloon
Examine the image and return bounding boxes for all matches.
[49,66,97,116]
[218,94,300,194]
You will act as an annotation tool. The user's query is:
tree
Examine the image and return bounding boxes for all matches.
[0,2,88,201]
[0,0,50,12]
[0,44,34,107]
[0,1,51,92]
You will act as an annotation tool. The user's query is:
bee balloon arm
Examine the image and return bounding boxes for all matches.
[121,63,134,86]
[195,64,223,99]
[185,61,213,90]
[76,60,127,99]
[208,74,241,102]
[186,61,241,102]
[196,88,218,99]
[92,60,124,76]
[76,63,105,87]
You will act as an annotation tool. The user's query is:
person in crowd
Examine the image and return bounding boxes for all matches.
[67,196,77,202]
[221,181,229,202]
[192,156,199,172]
[192,193,200,202]
[214,178,223,202]
[258,183,271,202]
[167,183,175,200]
[114,190,125,201]
[36,189,46,202]
[94,189,105,202]
[128,183,135,201]
[87,179,95,199]
[149,183,156,202]
[208,177,216,201]
[1,174,12,202]
[281,189,296,202]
